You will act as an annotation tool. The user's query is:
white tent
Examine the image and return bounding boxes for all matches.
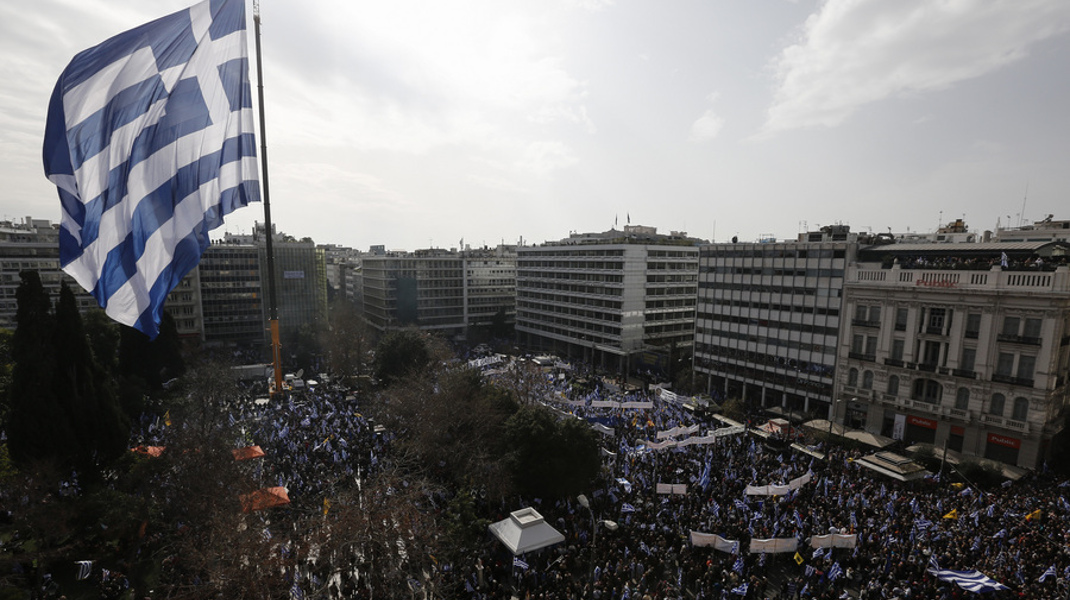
[488,507,565,556]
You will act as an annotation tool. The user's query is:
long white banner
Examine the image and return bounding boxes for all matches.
[690,531,740,553]
[810,534,857,549]
[749,538,799,554]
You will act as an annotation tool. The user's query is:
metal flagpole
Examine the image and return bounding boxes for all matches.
[253,1,284,396]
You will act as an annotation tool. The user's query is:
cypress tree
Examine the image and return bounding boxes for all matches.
[53,282,129,470]
[6,271,68,465]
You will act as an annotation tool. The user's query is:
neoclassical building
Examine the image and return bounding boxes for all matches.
[834,241,1070,469]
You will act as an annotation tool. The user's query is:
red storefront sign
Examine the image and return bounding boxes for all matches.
[987,433,1021,449]
[950,425,965,436]
[908,415,937,430]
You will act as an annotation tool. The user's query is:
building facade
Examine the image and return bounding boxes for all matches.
[834,241,1070,469]
[196,241,265,345]
[361,246,516,339]
[515,226,702,374]
[693,227,859,418]
[0,217,106,330]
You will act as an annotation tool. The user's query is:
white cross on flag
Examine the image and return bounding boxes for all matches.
[44,0,260,338]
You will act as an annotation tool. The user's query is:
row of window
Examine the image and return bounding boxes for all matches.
[699,281,843,297]
[698,312,840,337]
[699,248,847,259]
[847,368,1032,420]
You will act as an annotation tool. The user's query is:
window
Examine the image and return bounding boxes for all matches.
[1017,355,1036,380]
[847,368,859,387]
[960,347,976,373]
[996,353,1015,377]
[1002,316,1020,337]
[955,387,970,410]
[892,339,905,361]
[965,313,981,339]
[862,370,874,389]
[887,375,900,396]
[1012,397,1029,421]
[989,393,1005,416]
[928,307,946,332]
[851,334,863,354]
[895,307,908,331]
[912,378,942,404]
[1023,318,1042,340]
[864,336,877,357]
[855,304,868,321]
[868,306,881,323]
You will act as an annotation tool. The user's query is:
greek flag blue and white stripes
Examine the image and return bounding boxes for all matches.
[828,562,843,581]
[733,555,744,574]
[730,583,748,596]
[1039,565,1057,582]
[44,0,260,339]
[621,502,636,514]
[513,557,529,571]
[927,567,1009,593]
[75,560,93,581]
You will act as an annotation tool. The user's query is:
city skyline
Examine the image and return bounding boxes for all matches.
[3,0,1069,251]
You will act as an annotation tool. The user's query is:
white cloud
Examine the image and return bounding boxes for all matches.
[761,0,1070,135]
[689,93,725,142]
[515,141,579,175]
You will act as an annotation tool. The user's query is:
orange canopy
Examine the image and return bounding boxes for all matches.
[240,487,290,513]
[232,445,266,461]
[131,445,166,457]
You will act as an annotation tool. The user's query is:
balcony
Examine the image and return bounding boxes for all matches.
[1004,419,1028,433]
[915,362,938,373]
[924,326,946,336]
[851,319,881,329]
[991,373,1035,388]
[884,358,905,368]
[951,369,977,379]
[997,334,1042,346]
[848,352,877,362]
[982,413,1003,426]
[947,407,969,419]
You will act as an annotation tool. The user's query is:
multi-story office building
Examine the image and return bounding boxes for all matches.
[0,217,107,330]
[361,245,516,339]
[515,226,703,374]
[214,224,328,348]
[834,241,1070,469]
[693,226,860,418]
[196,241,265,345]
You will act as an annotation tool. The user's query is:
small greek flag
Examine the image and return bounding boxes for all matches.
[621,502,636,514]
[733,556,744,574]
[1039,565,1057,582]
[828,562,843,581]
[513,557,529,571]
[731,583,748,596]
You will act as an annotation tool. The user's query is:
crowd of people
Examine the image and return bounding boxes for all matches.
[450,365,1070,600]
[124,355,1070,599]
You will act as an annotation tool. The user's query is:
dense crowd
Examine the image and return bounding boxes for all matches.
[126,358,1070,599]
[452,366,1070,600]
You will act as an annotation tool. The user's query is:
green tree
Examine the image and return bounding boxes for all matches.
[325,300,371,382]
[374,329,431,386]
[53,282,129,470]
[503,405,601,499]
[5,271,67,466]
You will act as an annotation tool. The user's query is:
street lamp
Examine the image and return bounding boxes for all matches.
[577,495,618,583]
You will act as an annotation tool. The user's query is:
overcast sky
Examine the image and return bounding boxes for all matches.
[3,0,1069,251]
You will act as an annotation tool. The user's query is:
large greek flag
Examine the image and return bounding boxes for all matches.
[927,567,1009,593]
[43,0,259,338]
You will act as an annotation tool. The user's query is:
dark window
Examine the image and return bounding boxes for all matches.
[895,307,909,331]
[955,387,970,410]
[965,313,981,338]
[848,368,859,387]
[960,347,976,372]
[1012,397,1029,421]
[989,393,1005,416]
[862,370,874,390]
[887,375,899,396]
[996,353,1015,377]
[1002,316,1020,337]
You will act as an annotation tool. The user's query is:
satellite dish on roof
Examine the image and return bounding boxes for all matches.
[296,368,304,379]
